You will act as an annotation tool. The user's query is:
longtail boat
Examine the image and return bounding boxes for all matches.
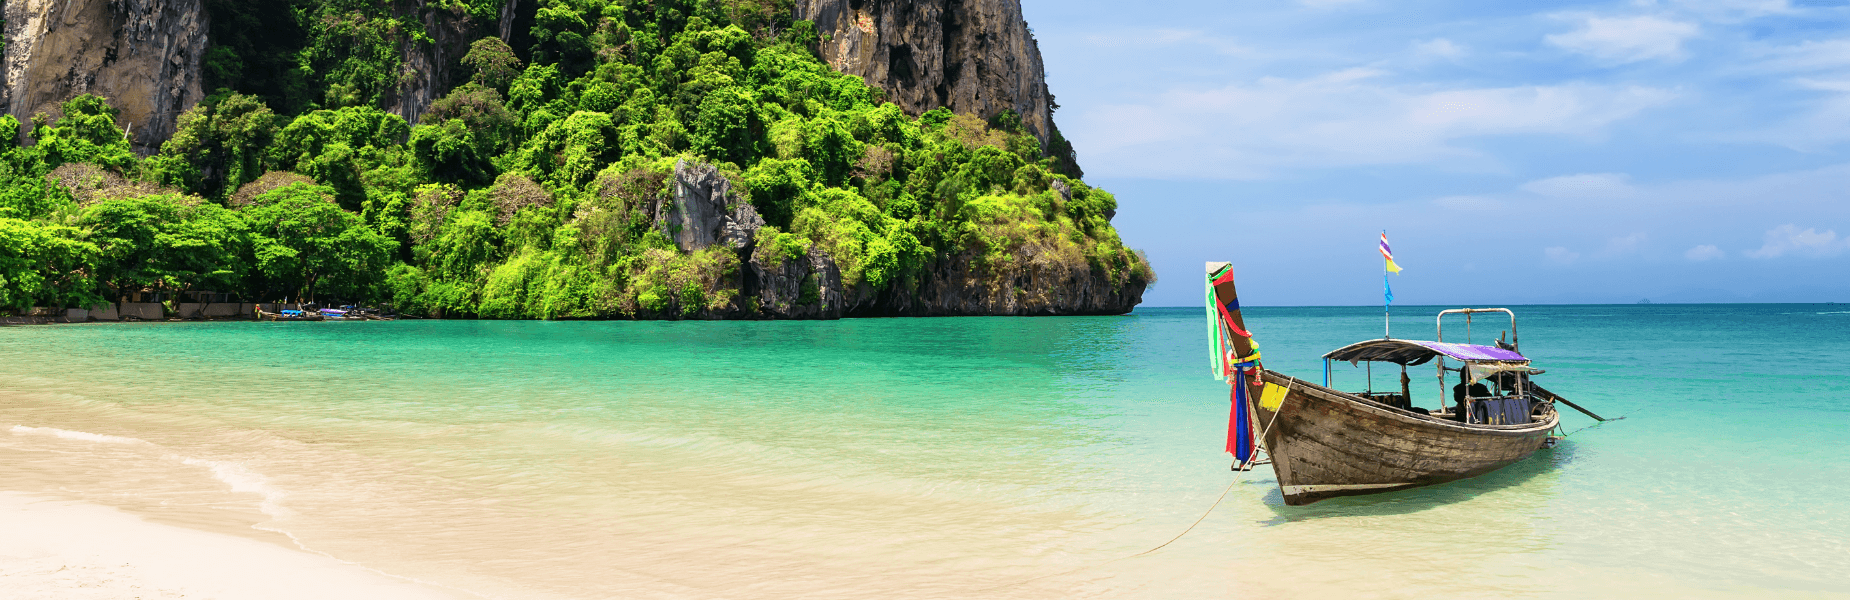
[1205,262,1568,505]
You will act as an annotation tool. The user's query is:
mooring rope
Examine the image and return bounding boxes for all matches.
[1130,393,1285,557]
[1561,403,1646,437]
[973,384,1290,593]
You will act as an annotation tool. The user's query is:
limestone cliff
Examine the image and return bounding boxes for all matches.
[385,3,503,129]
[656,160,1142,320]
[794,0,1066,157]
[3,0,208,154]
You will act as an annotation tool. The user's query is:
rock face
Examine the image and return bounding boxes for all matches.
[661,159,765,253]
[659,160,1141,320]
[840,252,1145,317]
[3,0,209,153]
[0,0,490,151]
[795,0,1058,147]
[386,4,484,128]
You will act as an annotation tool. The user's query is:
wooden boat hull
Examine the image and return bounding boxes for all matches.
[1255,370,1557,505]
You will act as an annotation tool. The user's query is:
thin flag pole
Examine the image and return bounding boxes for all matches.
[1383,230,1390,339]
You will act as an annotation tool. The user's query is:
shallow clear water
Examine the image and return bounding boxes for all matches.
[2,305,1846,599]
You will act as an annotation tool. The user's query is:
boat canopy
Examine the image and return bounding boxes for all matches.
[1323,339,1527,366]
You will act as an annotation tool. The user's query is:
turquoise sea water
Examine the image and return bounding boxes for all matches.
[1,305,1846,599]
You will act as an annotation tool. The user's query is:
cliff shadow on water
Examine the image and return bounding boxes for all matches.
[0,0,1150,321]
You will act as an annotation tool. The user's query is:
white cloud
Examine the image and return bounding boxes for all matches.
[1685,244,1726,261]
[1413,38,1466,60]
[1432,195,1504,211]
[1756,38,1850,72]
[1662,0,1794,22]
[1300,0,1368,8]
[1080,29,1254,56]
[1745,224,1850,258]
[1720,39,1850,150]
[1546,16,1700,64]
[1521,173,1637,198]
[1068,72,1676,179]
[1600,232,1650,257]
[1545,246,1582,264]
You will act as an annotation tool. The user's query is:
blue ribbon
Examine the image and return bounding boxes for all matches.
[1231,364,1255,463]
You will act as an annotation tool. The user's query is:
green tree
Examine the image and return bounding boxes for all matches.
[30,95,136,172]
[149,93,280,200]
[270,106,410,208]
[79,195,252,298]
[0,218,101,310]
[243,182,393,302]
[462,36,524,91]
[297,0,410,110]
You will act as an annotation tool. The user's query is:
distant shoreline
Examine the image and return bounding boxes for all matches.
[5,301,1840,326]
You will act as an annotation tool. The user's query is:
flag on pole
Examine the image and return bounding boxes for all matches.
[1380,232,1402,274]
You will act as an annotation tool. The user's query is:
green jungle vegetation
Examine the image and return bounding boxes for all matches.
[0,0,1149,318]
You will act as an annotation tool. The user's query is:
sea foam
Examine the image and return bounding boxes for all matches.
[9,425,150,445]
[8,424,292,519]
[178,457,290,517]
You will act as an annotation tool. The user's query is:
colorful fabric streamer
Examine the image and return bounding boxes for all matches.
[1207,263,1262,462]
[1229,367,1255,463]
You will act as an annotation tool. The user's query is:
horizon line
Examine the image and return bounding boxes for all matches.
[1137,301,1846,308]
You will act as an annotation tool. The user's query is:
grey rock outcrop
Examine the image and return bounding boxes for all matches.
[386,4,481,128]
[662,159,765,252]
[840,251,1144,317]
[795,0,1058,147]
[746,246,846,320]
[3,0,208,153]
[653,159,840,320]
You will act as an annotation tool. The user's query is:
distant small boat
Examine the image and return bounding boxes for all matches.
[261,309,325,321]
[1206,262,1581,505]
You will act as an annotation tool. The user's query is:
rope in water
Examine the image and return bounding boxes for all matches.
[973,386,1289,593]
[1130,395,1285,557]
[1561,403,1646,437]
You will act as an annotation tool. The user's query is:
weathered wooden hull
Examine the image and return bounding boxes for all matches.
[1255,370,1557,505]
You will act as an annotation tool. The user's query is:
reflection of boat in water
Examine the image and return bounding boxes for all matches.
[1206,262,1574,506]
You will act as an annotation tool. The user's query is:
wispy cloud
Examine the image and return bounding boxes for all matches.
[1545,246,1582,265]
[1300,0,1369,8]
[1657,0,1794,22]
[1599,232,1651,257]
[1545,15,1700,64]
[1521,173,1637,198]
[1715,38,1850,150]
[1070,72,1675,178]
[1685,244,1726,261]
[1412,38,1467,60]
[1079,28,1255,56]
[1744,224,1849,258]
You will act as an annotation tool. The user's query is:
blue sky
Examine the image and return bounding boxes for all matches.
[1022,0,1850,306]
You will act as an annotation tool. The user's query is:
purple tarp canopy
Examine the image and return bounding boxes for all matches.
[1322,339,1528,365]
[1413,341,1526,362]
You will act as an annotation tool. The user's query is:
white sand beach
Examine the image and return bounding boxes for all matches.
[0,492,474,600]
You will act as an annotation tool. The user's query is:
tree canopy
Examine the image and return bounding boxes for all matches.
[0,0,1150,317]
